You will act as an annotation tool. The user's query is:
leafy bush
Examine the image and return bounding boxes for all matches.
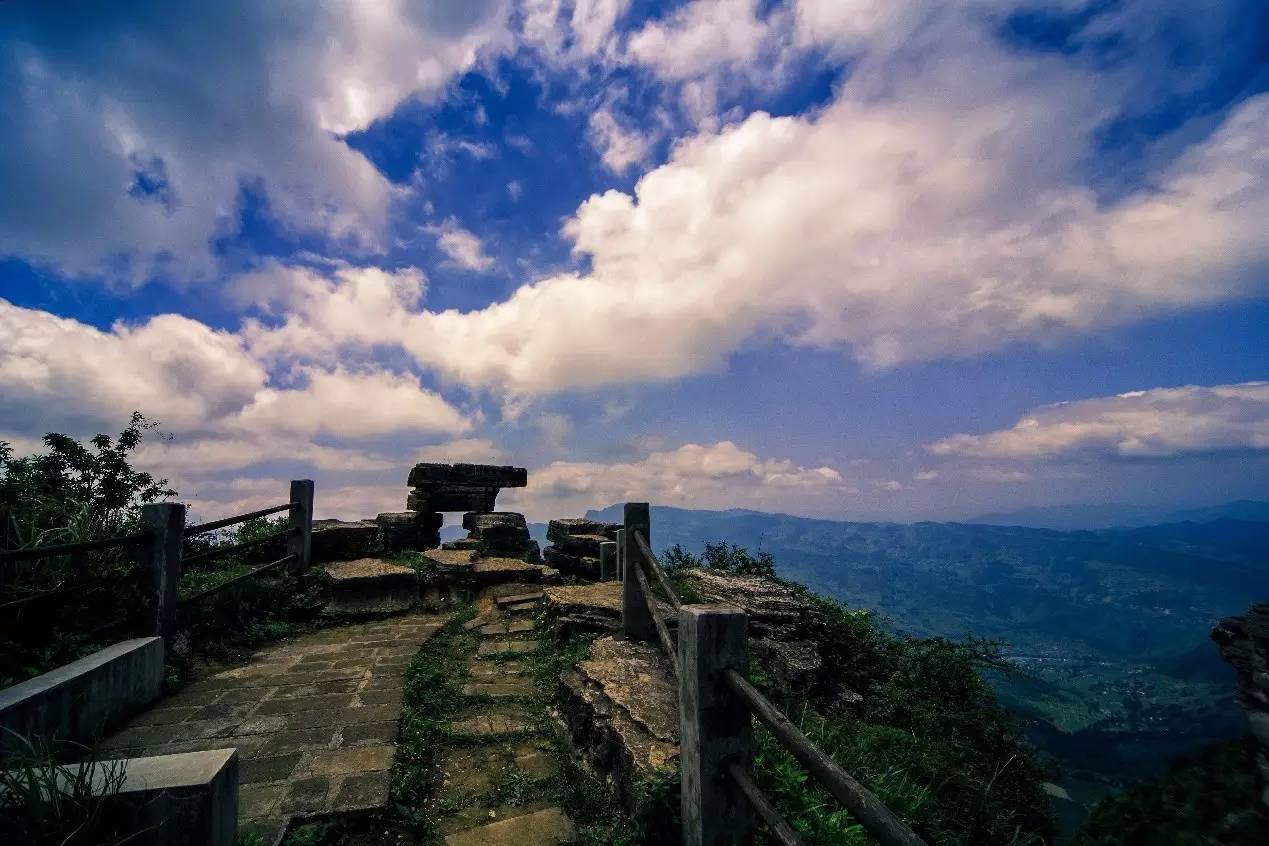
[1,414,174,686]
[1,415,324,688]
[662,541,777,578]
[0,731,137,846]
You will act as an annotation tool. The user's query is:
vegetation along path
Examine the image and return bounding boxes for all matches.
[100,612,449,844]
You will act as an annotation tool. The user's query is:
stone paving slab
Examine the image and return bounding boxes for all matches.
[477,640,538,657]
[444,805,576,846]
[100,611,448,844]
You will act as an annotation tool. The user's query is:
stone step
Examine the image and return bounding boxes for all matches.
[479,620,536,638]
[496,591,544,607]
[462,680,535,698]
[444,806,575,846]
[504,601,539,614]
[477,640,538,657]
[446,713,539,740]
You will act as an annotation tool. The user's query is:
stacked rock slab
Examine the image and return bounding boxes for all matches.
[542,518,620,580]
[1211,601,1269,808]
[460,512,542,561]
[406,462,527,512]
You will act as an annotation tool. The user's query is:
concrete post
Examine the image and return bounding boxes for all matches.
[616,528,625,581]
[140,503,185,640]
[622,503,656,640]
[599,541,616,581]
[289,479,314,572]
[679,605,752,846]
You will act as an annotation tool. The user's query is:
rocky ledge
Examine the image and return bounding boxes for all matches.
[557,635,679,815]
[1212,601,1269,808]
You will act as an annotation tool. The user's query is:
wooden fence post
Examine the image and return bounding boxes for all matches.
[140,503,185,640]
[679,605,752,846]
[622,503,656,640]
[599,541,616,581]
[289,479,314,572]
[616,528,625,582]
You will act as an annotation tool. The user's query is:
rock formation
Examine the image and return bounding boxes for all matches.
[457,512,541,561]
[406,462,527,512]
[1211,601,1269,808]
[542,518,620,580]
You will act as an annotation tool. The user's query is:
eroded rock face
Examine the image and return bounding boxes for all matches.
[405,462,527,514]
[544,582,675,638]
[323,558,418,618]
[312,519,379,563]
[557,635,679,815]
[1212,602,1269,807]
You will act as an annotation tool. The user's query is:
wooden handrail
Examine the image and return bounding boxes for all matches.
[0,530,148,562]
[183,502,293,537]
[180,554,295,606]
[181,527,293,565]
[724,669,927,846]
[728,762,805,846]
[632,529,682,611]
[632,555,680,678]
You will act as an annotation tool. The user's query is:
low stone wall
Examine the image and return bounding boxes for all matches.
[108,748,239,846]
[0,637,164,753]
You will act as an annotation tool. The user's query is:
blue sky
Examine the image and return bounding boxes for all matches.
[1,0,1268,523]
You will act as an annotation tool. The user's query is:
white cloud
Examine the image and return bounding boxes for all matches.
[230,367,471,441]
[587,106,653,173]
[0,1,511,282]
[502,440,849,520]
[429,219,496,272]
[0,299,265,434]
[929,382,1269,461]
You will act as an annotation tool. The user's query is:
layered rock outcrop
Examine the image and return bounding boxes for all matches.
[543,518,619,580]
[376,511,443,552]
[459,512,541,561]
[557,635,679,815]
[1211,602,1269,808]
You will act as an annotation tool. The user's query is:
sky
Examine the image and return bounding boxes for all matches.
[1,0,1268,524]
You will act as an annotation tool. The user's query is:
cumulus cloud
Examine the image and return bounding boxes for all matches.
[502,440,849,519]
[0,1,511,281]
[237,2,1269,396]
[0,299,265,434]
[429,219,496,271]
[0,297,473,481]
[928,382,1269,461]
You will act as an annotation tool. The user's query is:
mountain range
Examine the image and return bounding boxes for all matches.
[574,502,1269,792]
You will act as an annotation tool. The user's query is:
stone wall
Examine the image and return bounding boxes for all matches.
[542,518,620,580]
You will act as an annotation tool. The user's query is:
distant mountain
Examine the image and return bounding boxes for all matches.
[585,503,1265,785]
[968,499,1269,530]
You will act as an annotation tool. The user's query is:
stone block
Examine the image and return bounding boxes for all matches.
[0,637,164,753]
[407,485,499,513]
[311,519,379,563]
[408,463,527,488]
[324,559,418,618]
[376,511,442,552]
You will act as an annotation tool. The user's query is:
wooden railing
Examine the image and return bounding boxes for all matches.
[0,480,314,640]
[619,502,926,846]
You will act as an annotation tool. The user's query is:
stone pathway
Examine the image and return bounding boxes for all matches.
[100,612,448,844]
[434,585,577,846]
